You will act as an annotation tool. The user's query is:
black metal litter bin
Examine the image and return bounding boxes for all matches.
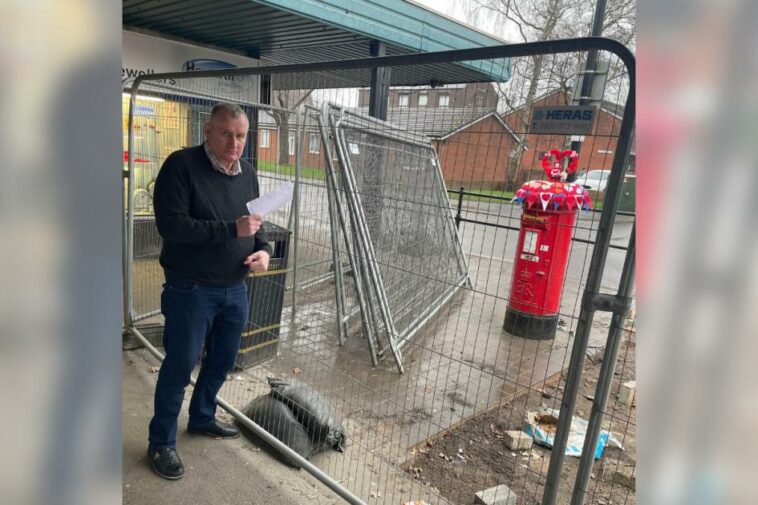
[235,221,291,370]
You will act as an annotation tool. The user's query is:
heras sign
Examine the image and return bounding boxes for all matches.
[529,106,596,135]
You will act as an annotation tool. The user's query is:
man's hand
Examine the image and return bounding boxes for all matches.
[236,214,262,237]
[244,250,270,273]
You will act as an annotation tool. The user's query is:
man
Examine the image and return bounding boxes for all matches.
[147,102,271,480]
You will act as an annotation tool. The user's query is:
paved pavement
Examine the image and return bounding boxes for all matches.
[122,349,340,505]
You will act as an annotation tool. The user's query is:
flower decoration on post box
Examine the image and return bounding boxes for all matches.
[512,149,592,211]
[542,149,578,181]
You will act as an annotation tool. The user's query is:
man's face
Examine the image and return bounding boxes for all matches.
[204,111,249,167]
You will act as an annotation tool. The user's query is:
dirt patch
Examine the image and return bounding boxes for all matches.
[404,333,636,505]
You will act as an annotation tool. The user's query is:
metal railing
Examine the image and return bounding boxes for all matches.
[449,187,632,251]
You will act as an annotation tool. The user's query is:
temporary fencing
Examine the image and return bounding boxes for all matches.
[124,38,635,505]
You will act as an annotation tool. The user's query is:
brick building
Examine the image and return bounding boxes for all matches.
[256,110,327,170]
[253,88,633,193]
[358,82,499,112]
[432,112,523,190]
[433,89,635,191]
[502,90,635,188]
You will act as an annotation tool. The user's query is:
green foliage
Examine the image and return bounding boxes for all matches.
[256,160,326,181]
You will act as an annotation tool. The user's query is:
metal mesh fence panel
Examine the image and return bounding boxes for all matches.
[125,40,635,505]
[328,107,469,364]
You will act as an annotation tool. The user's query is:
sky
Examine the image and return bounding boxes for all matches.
[413,0,512,40]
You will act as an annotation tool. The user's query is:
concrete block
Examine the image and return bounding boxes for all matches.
[618,380,636,406]
[475,484,517,505]
[503,430,533,451]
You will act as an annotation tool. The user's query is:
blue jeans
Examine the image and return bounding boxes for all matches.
[148,278,248,450]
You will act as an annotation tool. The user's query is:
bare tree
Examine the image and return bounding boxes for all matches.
[468,0,633,123]
[462,0,634,187]
[269,90,314,165]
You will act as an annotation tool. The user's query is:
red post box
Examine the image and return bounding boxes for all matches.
[504,149,592,339]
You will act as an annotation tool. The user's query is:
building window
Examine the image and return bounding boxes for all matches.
[438,94,450,108]
[309,133,320,154]
[259,129,270,148]
[398,94,409,109]
[288,132,295,156]
[418,94,428,107]
[475,95,485,108]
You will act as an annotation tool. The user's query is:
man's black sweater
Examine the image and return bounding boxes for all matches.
[152,145,272,286]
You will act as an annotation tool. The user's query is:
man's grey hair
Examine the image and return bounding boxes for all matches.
[209,102,247,120]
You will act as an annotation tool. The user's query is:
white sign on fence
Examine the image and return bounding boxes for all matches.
[529,105,596,135]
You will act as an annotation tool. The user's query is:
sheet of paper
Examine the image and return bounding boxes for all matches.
[246,182,294,217]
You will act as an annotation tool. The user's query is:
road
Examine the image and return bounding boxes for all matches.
[455,200,633,294]
[257,173,633,296]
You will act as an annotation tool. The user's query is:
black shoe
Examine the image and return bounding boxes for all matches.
[147,447,185,480]
[187,419,240,439]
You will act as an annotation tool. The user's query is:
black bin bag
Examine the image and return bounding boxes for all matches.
[267,377,347,452]
[242,395,315,468]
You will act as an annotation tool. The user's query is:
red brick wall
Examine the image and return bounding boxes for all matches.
[256,128,327,169]
[256,128,279,164]
[434,115,518,190]
[434,96,622,193]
